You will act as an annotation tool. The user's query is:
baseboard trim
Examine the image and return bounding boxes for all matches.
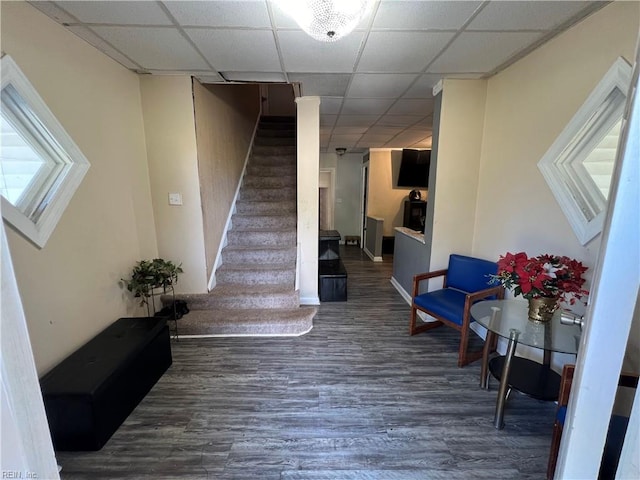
[389,276,435,323]
[363,247,383,262]
[300,295,320,306]
[176,324,314,339]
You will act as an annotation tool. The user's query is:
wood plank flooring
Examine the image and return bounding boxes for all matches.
[56,246,556,479]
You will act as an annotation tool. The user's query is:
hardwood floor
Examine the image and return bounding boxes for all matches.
[57,246,556,479]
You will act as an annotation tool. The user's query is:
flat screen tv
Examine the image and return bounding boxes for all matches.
[397,149,430,187]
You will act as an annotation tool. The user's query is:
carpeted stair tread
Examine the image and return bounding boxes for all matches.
[174,307,316,337]
[218,262,294,272]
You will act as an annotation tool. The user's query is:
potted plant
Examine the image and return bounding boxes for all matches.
[122,258,183,317]
[491,252,588,322]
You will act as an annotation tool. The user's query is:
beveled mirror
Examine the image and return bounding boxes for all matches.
[538,57,631,245]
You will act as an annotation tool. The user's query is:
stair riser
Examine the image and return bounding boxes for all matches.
[235,201,296,215]
[217,269,295,285]
[252,145,296,155]
[240,188,296,201]
[223,247,296,264]
[246,164,296,177]
[227,230,296,246]
[257,129,295,138]
[232,215,296,229]
[254,137,295,146]
[243,175,296,188]
[250,155,296,167]
[211,292,299,309]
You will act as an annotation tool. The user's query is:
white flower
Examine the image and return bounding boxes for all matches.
[543,262,561,278]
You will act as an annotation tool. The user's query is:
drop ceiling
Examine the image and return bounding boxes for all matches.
[29,0,606,153]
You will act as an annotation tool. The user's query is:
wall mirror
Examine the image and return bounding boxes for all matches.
[538,57,631,245]
[0,55,89,248]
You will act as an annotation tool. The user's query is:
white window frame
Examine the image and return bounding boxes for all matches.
[538,57,631,245]
[0,55,89,248]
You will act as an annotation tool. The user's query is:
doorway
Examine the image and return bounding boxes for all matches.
[319,169,335,230]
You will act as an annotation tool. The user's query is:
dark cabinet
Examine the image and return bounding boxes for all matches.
[403,200,426,232]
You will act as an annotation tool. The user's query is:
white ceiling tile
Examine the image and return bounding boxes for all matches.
[367,126,403,136]
[320,115,337,127]
[279,31,364,72]
[342,98,395,115]
[320,97,343,115]
[195,74,226,83]
[402,74,441,98]
[412,116,433,127]
[186,29,280,71]
[390,129,433,146]
[387,99,434,116]
[330,134,364,145]
[163,1,271,27]
[56,1,172,25]
[412,137,433,148]
[376,115,425,127]
[90,26,209,70]
[358,32,455,72]
[373,1,483,30]
[428,31,543,73]
[332,126,369,135]
[358,139,388,148]
[320,133,331,148]
[289,74,351,96]
[335,115,381,127]
[67,26,141,70]
[222,72,286,82]
[30,2,79,24]
[358,133,395,143]
[348,74,418,98]
[468,1,596,31]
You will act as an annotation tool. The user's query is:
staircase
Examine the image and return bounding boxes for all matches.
[169,116,316,337]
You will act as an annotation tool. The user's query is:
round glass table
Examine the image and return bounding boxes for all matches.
[470,299,582,429]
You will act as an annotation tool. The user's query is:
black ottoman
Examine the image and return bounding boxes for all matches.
[40,317,172,451]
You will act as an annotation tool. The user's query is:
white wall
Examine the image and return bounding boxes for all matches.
[2,2,158,375]
[139,76,208,294]
[320,152,363,239]
[296,97,320,305]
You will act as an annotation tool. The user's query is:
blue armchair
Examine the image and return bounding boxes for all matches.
[409,254,504,367]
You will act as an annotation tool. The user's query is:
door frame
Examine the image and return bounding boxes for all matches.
[556,45,639,478]
[360,160,369,250]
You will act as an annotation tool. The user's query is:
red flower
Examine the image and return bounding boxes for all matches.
[492,252,589,303]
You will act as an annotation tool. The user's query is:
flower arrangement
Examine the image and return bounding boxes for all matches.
[492,252,588,304]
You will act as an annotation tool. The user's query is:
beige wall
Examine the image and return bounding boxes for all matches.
[429,80,487,271]
[139,76,208,294]
[2,2,157,375]
[473,1,639,288]
[368,149,427,237]
[193,82,260,283]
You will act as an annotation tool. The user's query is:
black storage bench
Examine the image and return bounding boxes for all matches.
[40,317,172,451]
[318,230,348,302]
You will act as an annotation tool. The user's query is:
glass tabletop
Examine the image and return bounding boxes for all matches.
[471,299,581,354]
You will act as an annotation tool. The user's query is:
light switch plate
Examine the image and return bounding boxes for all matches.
[168,193,183,206]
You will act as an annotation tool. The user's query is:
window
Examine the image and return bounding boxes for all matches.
[538,57,631,245]
[0,55,89,248]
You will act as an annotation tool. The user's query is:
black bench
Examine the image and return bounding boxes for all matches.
[319,259,348,302]
[40,317,172,451]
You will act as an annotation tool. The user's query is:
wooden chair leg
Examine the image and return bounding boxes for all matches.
[409,306,442,335]
[547,423,563,480]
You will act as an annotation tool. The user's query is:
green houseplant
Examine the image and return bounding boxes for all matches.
[122,258,183,317]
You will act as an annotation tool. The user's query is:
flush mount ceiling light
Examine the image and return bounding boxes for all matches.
[276,0,375,42]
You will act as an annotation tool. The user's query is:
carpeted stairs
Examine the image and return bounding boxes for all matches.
[169,116,316,337]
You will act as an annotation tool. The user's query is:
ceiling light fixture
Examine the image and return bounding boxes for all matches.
[335,147,347,156]
[276,0,375,43]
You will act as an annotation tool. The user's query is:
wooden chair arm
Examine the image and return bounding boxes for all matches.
[465,285,505,303]
[558,364,576,406]
[412,269,448,297]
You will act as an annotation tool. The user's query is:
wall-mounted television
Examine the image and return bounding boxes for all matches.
[397,149,430,188]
